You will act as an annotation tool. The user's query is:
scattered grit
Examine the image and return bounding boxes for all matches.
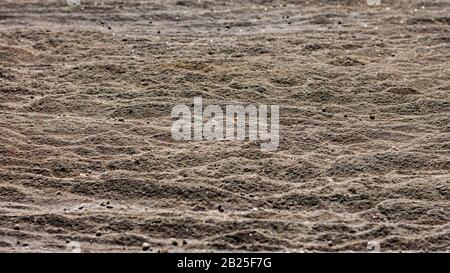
[0,0,449,252]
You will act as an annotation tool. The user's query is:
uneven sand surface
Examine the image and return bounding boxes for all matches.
[0,0,449,252]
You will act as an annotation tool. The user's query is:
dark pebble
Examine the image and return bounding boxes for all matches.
[256,85,266,93]
[55,164,69,172]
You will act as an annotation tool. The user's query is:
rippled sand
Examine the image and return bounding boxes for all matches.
[0,0,449,252]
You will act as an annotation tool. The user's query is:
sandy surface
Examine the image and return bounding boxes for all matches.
[0,0,449,252]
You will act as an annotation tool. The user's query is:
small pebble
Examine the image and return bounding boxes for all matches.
[142,242,150,251]
[256,85,266,93]
[217,205,225,213]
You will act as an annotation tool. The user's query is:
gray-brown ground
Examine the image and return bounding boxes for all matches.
[0,0,449,252]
